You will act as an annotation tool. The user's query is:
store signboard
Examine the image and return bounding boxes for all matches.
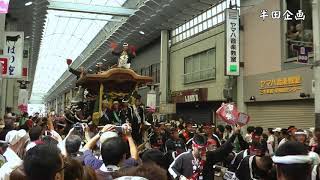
[244,67,313,102]
[4,31,24,78]
[0,0,10,14]
[259,75,302,95]
[225,8,240,76]
[171,88,208,103]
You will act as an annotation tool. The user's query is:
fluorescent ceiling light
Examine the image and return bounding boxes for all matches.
[25,1,33,6]
[103,59,107,61]
[139,31,145,35]
[25,36,30,39]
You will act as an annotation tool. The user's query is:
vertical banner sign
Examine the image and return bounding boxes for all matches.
[18,89,28,113]
[0,0,10,14]
[225,9,240,76]
[4,31,24,78]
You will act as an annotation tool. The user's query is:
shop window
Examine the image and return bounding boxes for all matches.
[212,7,217,16]
[217,3,222,13]
[218,14,223,23]
[208,19,213,28]
[186,22,190,29]
[198,24,203,32]
[202,12,207,21]
[285,0,313,61]
[203,21,208,30]
[184,48,216,84]
[186,30,190,38]
[170,0,240,44]
[190,19,194,27]
[207,9,212,18]
[198,15,202,24]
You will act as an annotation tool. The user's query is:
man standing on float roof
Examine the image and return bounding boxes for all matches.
[111,42,136,69]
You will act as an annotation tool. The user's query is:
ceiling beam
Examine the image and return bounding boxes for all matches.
[54,15,126,22]
[48,1,137,17]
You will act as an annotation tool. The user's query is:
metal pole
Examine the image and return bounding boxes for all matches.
[312,0,320,126]
[0,14,5,118]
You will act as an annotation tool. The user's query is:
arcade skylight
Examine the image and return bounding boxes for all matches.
[30,0,127,102]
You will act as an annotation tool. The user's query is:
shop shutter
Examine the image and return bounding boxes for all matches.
[247,100,315,130]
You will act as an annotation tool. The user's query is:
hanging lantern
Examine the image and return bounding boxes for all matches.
[66,59,72,65]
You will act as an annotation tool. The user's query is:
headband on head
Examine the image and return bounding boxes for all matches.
[192,140,207,149]
[272,155,312,164]
[295,131,307,135]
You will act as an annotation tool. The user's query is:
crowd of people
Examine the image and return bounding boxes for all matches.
[0,105,320,180]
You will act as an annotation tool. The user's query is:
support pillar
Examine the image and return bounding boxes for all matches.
[312,0,320,126]
[237,23,247,113]
[0,14,6,117]
[160,30,169,105]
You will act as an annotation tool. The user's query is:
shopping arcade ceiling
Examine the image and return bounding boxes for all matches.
[27,0,220,103]
[29,0,131,102]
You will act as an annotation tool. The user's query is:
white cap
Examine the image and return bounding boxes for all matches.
[5,129,27,145]
[272,128,282,132]
[99,131,118,144]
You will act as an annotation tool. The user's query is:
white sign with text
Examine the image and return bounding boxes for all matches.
[225,9,240,76]
[4,31,24,78]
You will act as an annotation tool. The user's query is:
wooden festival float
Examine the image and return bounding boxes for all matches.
[75,67,153,125]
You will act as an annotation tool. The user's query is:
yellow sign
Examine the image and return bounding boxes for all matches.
[259,76,302,95]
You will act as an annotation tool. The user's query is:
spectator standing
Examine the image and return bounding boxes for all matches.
[267,128,275,155]
[26,126,43,151]
[224,125,233,140]
[0,118,15,141]
[83,124,138,171]
[244,126,255,143]
[0,129,29,179]
[96,137,129,180]
[273,141,312,180]
[23,144,64,180]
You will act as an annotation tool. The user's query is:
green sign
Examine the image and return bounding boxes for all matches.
[230,65,238,72]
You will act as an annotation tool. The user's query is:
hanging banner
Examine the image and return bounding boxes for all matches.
[18,89,28,113]
[225,8,240,76]
[4,31,24,78]
[0,0,10,14]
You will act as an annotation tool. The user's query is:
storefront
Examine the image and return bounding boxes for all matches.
[244,67,314,129]
[171,88,222,124]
